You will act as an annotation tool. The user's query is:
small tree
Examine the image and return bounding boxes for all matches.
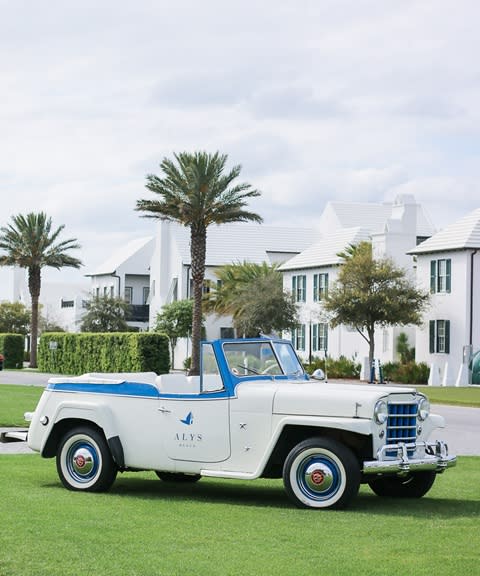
[324,241,429,367]
[206,261,298,337]
[0,301,30,335]
[154,300,194,369]
[80,296,130,332]
[396,332,415,364]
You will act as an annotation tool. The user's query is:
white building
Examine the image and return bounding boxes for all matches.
[149,221,317,368]
[408,208,480,386]
[85,236,155,331]
[278,194,435,373]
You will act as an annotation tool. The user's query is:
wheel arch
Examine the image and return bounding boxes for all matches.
[42,418,125,469]
[262,424,371,478]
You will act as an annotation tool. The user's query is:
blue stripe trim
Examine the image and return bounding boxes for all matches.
[47,381,160,398]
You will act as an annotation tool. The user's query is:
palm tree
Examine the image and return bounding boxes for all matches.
[136,151,262,375]
[0,212,82,367]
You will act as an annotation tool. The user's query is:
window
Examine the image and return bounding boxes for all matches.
[313,273,329,301]
[61,300,74,308]
[429,320,450,353]
[109,286,114,298]
[292,325,306,351]
[95,287,99,298]
[220,327,235,339]
[143,287,150,305]
[103,286,108,297]
[292,275,306,302]
[430,259,451,293]
[124,286,133,304]
[312,323,328,352]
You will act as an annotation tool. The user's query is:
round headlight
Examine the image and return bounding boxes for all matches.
[418,397,430,421]
[374,400,388,425]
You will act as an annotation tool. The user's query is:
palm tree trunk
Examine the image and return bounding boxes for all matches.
[28,265,41,368]
[189,225,206,376]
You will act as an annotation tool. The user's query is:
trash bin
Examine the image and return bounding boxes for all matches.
[0,353,4,371]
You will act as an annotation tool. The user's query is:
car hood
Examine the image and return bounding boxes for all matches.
[272,381,417,419]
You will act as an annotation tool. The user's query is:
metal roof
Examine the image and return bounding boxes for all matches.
[408,208,480,255]
[86,236,155,276]
[278,227,372,271]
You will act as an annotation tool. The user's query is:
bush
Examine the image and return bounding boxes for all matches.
[0,333,24,369]
[304,355,361,379]
[382,361,429,384]
[38,332,170,375]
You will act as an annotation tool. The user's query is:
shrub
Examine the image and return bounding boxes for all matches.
[382,361,429,384]
[0,333,24,368]
[304,355,361,379]
[38,332,170,375]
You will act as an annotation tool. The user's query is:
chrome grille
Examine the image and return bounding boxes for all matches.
[386,402,417,456]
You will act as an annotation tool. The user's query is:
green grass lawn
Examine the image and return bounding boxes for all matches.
[415,385,480,407]
[0,455,478,576]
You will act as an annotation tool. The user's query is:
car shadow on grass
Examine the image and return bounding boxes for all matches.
[71,474,479,518]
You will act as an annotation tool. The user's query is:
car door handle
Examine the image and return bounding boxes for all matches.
[158,406,171,414]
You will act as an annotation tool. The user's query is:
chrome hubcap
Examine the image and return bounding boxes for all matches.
[72,447,95,477]
[304,462,334,494]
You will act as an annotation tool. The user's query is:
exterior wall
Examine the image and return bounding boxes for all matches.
[415,250,480,385]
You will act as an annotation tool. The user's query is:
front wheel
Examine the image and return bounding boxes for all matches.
[368,471,436,498]
[56,427,117,492]
[283,437,360,509]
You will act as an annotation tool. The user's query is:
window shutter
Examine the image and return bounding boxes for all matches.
[292,276,297,299]
[446,259,451,293]
[302,276,306,302]
[445,320,450,354]
[312,324,318,351]
[325,273,329,299]
[313,275,318,302]
[324,324,328,352]
[430,261,437,293]
[429,320,435,353]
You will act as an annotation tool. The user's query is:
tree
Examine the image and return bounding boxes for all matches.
[136,151,262,375]
[205,261,298,337]
[80,296,130,332]
[324,241,429,367]
[154,299,195,369]
[0,213,82,367]
[0,301,30,334]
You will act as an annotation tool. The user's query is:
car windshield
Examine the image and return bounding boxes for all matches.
[223,340,304,378]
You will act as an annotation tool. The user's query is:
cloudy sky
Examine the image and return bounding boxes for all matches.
[1,0,479,284]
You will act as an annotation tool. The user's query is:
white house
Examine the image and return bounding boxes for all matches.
[84,236,155,331]
[408,208,480,386]
[148,221,318,368]
[278,194,435,374]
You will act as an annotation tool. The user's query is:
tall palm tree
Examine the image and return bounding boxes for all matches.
[136,151,262,375]
[0,212,82,367]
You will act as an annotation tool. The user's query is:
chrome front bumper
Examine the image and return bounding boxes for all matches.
[363,440,457,476]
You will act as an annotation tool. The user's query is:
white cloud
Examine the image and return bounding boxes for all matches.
[1,0,480,281]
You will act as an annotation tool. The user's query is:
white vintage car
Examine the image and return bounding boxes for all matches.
[26,337,456,509]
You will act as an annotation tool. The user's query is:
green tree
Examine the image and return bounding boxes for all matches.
[0,213,82,367]
[136,151,262,375]
[396,332,415,364]
[206,261,298,337]
[154,299,195,369]
[0,301,30,334]
[324,241,429,367]
[80,296,130,332]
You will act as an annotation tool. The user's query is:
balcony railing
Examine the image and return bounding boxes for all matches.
[126,304,149,322]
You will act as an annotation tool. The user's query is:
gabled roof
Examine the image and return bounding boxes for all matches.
[320,198,435,237]
[86,236,155,276]
[170,223,318,266]
[408,208,480,255]
[278,227,372,271]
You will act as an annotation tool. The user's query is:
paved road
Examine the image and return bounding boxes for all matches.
[1,370,478,455]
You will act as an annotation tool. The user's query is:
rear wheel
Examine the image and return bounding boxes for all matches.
[56,427,117,492]
[283,437,360,509]
[155,471,201,483]
[368,471,436,498]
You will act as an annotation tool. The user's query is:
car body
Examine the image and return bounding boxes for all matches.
[26,337,456,509]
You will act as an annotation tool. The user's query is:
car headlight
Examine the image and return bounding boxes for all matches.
[374,400,388,425]
[417,397,430,421]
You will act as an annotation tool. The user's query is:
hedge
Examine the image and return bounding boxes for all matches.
[38,332,170,375]
[0,334,25,369]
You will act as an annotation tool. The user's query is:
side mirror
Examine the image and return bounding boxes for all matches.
[310,368,325,381]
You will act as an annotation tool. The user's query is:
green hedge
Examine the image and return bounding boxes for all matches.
[38,333,170,375]
[304,355,361,379]
[0,334,25,369]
